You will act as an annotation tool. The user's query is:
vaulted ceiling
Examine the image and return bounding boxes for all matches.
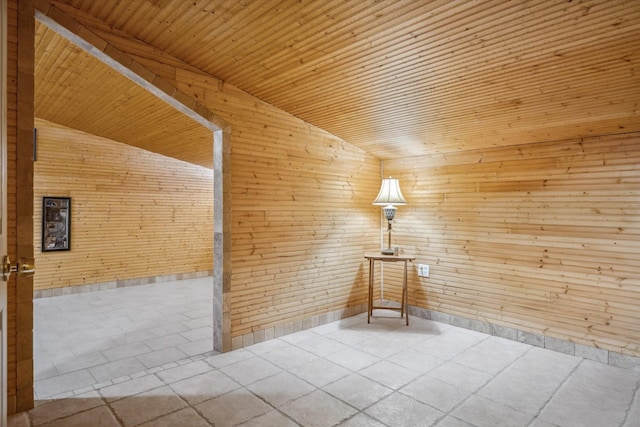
[35,0,640,168]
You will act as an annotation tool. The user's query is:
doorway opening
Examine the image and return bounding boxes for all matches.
[29,9,229,402]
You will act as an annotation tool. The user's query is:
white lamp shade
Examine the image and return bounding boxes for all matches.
[372,177,407,206]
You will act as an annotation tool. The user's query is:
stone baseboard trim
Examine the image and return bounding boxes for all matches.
[33,270,214,299]
[231,300,640,373]
[407,305,640,373]
[231,303,368,350]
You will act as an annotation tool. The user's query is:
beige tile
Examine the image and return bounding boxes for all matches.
[138,407,210,427]
[99,374,164,402]
[324,373,392,410]
[33,278,640,427]
[359,360,420,389]
[452,395,534,427]
[38,406,120,427]
[366,392,444,427]
[29,391,104,426]
[246,372,315,407]
[196,388,273,427]
[219,356,281,386]
[238,410,300,427]
[34,370,97,399]
[337,413,387,427]
[281,390,358,427]
[537,360,640,427]
[110,386,187,427]
[170,370,240,405]
[289,358,351,387]
[401,376,469,413]
[155,360,212,384]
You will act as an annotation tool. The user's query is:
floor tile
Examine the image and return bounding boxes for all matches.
[412,329,486,360]
[155,359,213,384]
[169,370,240,405]
[624,386,640,427]
[434,415,475,427]
[111,330,157,347]
[386,348,446,374]
[453,335,530,375]
[537,360,640,427]
[149,322,190,337]
[478,361,569,416]
[137,407,211,427]
[37,405,120,427]
[325,347,381,371]
[34,370,97,399]
[260,345,318,370]
[295,335,351,357]
[337,413,387,427]
[359,360,420,389]
[237,410,300,427]
[181,316,213,330]
[196,388,274,427]
[34,360,59,382]
[246,338,291,355]
[110,385,187,427]
[427,361,493,392]
[29,391,103,426]
[69,337,119,355]
[401,376,470,412]
[324,373,393,410]
[528,418,562,427]
[281,390,358,427]
[7,412,30,427]
[325,328,375,346]
[136,347,189,368]
[280,330,319,345]
[31,278,640,427]
[144,333,190,351]
[452,395,534,427]
[357,335,409,359]
[88,357,146,383]
[246,371,316,407]
[365,392,444,427]
[219,356,282,386]
[289,357,351,387]
[102,342,152,362]
[99,374,164,402]
[205,348,253,368]
[180,326,213,341]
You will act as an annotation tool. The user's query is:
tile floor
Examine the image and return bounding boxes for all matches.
[14,278,640,426]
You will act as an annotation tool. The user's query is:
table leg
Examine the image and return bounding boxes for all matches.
[368,258,374,323]
[403,260,409,325]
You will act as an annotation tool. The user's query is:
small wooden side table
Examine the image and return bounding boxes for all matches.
[364,253,416,325]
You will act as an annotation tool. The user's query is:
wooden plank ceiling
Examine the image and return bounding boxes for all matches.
[35,23,214,168]
[35,0,640,166]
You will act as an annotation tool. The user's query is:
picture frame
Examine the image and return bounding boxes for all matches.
[42,197,71,252]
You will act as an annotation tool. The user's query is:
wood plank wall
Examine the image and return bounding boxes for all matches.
[33,118,214,290]
[178,74,381,339]
[384,134,640,357]
[77,25,382,340]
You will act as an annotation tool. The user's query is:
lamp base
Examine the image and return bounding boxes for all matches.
[381,248,395,255]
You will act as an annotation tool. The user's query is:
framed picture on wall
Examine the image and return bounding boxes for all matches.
[42,197,71,252]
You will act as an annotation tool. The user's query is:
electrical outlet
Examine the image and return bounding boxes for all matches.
[418,264,429,278]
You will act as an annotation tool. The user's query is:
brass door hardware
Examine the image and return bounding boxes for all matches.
[2,256,35,281]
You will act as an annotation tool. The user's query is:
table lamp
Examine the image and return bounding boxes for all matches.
[373,177,407,255]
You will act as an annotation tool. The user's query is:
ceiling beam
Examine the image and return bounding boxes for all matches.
[33,0,229,132]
